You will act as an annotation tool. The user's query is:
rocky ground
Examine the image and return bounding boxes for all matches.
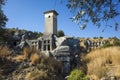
[0,54,63,80]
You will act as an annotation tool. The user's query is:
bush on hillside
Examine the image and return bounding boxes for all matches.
[100,43,113,48]
[113,38,120,46]
[100,38,120,48]
[67,69,89,80]
[57,30,65,37]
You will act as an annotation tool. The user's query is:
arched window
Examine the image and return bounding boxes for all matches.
[48,15,50,18]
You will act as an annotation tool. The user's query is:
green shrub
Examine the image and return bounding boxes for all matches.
[100,38,120,48]
[113,38,120,46]
[0,70,2,80]
[67,69,89,80]
[0,74,2,80]
[100,43,113,48]
[57,30,65,37]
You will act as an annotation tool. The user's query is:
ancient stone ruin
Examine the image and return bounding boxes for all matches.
[80,38,108,52]
[7,10,80,75]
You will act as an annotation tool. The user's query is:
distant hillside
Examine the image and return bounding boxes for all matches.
[0,28,43,43]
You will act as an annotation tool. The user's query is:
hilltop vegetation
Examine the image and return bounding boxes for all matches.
[100,37,120,48]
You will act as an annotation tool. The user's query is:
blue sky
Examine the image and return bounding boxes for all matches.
[3,0,120,38]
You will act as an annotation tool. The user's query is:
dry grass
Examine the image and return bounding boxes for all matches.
[0,46,9,57]
[25,70,48,80]
[23,47,33,59]
[84,47,120,79]
[13,47,40,63]
[45,57,62,73]
[115,66,120,77]
[30,53,40,65]
[36,55,62,74]
[13,55,25,62]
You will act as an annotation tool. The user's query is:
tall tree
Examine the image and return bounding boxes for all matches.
[66,0,120,31]
[0,0,8,41]
[0,0,7,28]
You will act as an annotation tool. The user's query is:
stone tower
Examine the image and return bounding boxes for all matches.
[44,10,58,35]
[41,10,58,51]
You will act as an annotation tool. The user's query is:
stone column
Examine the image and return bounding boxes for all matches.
[50,39,52,51]
[41,40,44,51]
[46,40,48,51]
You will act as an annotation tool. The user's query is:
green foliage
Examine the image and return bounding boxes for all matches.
[0,10,7,28]
[93,37,98,39]
[100,43,113,48]
[0,29,8,42]
[0,69,2,80]
[67,69,89,80]
[0,74,2,80]
[66,0,120,30]
[37,32,43,37]
[0,0,7,28]
[112,37,120,46]
[99,36,103,39]
[57,30,65,37]
[33,32,43,38]
[101,44,113,48]
[0,0,6,5]
[0,0,8,41]
[100,37,120,48]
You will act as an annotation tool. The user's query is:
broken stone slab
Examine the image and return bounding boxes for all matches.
[44,51,51,57]
[55,37,67,47]
[52,46,71,60]
[53,46,70,53]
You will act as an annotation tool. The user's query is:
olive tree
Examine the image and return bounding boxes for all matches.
[65,0,120,31]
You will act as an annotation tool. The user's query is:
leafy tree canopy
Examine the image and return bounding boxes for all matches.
[0,0,5,5]
[57,30,65,37]
[66,0,120,31]
[0,0,8,41]
[0,0,7,28]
